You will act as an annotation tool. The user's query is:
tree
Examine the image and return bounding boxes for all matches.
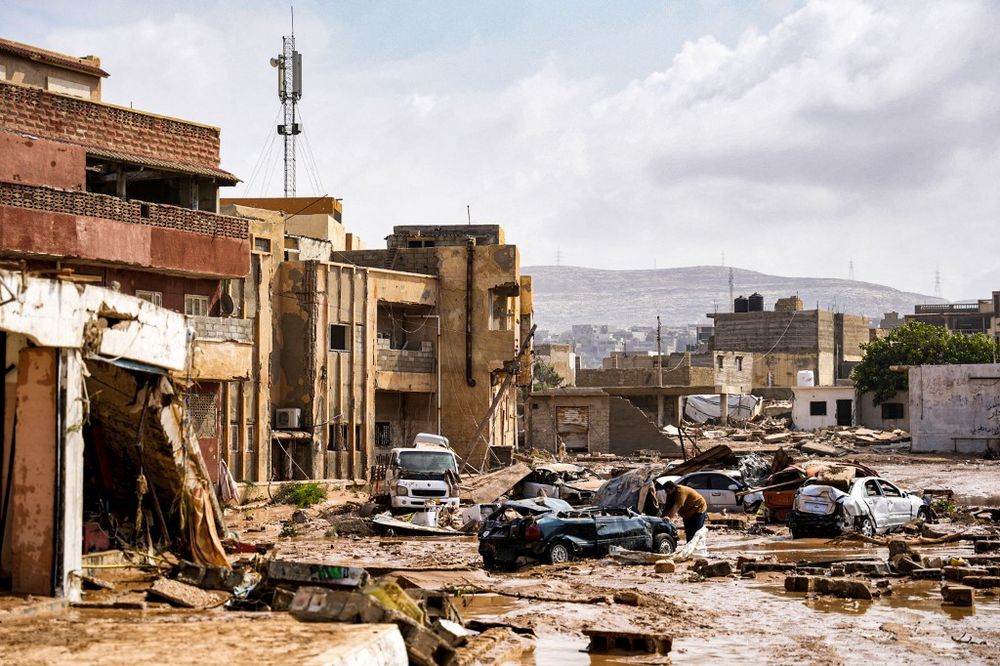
[532,359,565,390]
[851,321,997,405]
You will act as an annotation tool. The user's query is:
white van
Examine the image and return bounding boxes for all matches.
[383,434,461,511]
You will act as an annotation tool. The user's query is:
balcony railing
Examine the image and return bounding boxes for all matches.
[0,181,247,240]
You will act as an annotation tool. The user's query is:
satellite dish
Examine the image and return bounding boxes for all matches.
[269,57,281,68]
[219,293,235,317]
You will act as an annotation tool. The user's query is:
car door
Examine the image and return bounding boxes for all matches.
[859,478,890,531]
[877,480,912,528]
[708,474,741,512]
[681,473,713,511]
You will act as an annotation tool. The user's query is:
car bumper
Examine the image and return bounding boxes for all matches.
[392,497,460,509]
[788,510,845,534]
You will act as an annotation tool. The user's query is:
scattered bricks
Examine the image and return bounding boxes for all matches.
[941,584,975,607]
[830,564,846,577]
[943,566,990,582]
[975,541,1000,554]
[844,561,890,576]
[690,558,710,572]
[654,560,676,574]
[784,575,812,593]
[432,619,475,648]
[911,568,943,580]
[584,628,672,656]
[175,561,243,591]
[891,557,922,576]
[922,556,944,569]
[960,576,1000,589]
[698,561,733,578]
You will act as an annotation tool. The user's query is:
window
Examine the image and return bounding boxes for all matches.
[809,401,827,416]
[881,402,905,420]
[135,290,163,307]
[490,291,513,331]
[863,480,882,497]
[229,424,239,453]
[683,474,710,490]
[375,422,392,448]
[253,236,272,253]
[184,295,210,316]
[710,474,740,490]
[139,203,150,218]
[717,356,724,369]
[735,356,743,371]
[878,481,902,497]
[329,324,348,351]
[246,424,255,453]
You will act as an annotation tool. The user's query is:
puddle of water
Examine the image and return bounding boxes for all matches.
[455,593,521,618]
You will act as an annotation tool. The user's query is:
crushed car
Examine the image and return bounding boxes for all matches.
[519,463,604,505]
[760,461,880,523]
[788,476,929,538]
[478,497,677,569]
[592,466,670,515]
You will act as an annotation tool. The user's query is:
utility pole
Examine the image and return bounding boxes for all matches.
[656,316,664,427]
[271,11,302,197]
[728,267,734,313]
[848,259,856,281]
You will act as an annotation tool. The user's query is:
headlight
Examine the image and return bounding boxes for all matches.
[395,485,409,496]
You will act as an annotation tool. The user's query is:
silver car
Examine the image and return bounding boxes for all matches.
[657,470,764,514]
[788,476,928,538]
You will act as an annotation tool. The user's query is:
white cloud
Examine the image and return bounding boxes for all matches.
[17,0,1000,300]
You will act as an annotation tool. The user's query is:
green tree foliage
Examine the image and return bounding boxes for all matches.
[852,321,997,404]
[532,358,565,390]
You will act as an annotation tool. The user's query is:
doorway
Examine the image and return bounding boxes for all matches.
[835,399,853,427]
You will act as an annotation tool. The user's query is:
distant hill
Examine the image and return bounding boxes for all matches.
[524,265,941,332]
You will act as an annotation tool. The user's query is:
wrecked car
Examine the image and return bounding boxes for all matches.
[520,463,604,505]
[656,470,764,514]
[593,466,670,515]
[478,500,677,569]
[761,461,880,523]
[788,476,929,538]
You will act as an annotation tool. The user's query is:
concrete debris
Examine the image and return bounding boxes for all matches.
[448,628,532,666]
[695,561,733,578]
[584,628,672,656]
[786,576,874,600]
[267,560,370,588]
[147,578,227,609]
[941,584,975,607]
[654,560,676,574]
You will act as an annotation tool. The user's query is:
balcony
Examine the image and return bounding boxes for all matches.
[375,339,436,392]
[0,181,249,278]
[186,316,254,382]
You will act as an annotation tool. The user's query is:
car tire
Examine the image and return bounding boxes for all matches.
[790,527,805,539]
[481,552,496,571]
[859,517,875,537]
[547,542,572,565]
[654,534,676,555]
[917,507,931,523]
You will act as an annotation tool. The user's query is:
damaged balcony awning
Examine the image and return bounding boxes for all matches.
[88,354,168,376]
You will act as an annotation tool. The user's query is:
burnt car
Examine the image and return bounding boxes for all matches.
[478,499,677,570]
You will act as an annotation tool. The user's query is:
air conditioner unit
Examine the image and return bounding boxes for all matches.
[274,408,302,430]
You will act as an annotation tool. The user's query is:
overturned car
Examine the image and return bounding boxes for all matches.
[788,476,929,539]
[478,497,677,569]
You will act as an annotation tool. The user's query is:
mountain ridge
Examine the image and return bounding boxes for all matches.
[523,264,941,332]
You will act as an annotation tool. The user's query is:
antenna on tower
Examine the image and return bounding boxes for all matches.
[848,259,855,281]
[934,266,942,299]
[271,8,303,197]
[728,267,734,313]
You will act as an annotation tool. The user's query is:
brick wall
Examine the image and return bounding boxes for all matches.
[190,316,253,343]
[527,394,610,454]
[337,248,441,276]
[0,81,221,168]
[0,180,247,239]
[376,338,435,373]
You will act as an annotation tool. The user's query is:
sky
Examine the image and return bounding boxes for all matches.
[6,0,1000,300]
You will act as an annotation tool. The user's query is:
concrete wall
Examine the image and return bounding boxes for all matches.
[910,364,1000,453]
[526,392,610,454]
[713,310,824,353]
[535,343,575,387]
[790,386,855,430]
[753,351,834,388]
[856,391,910,431]
[0,133,85,190]
[608,396,681,456]
[0,48,104,101]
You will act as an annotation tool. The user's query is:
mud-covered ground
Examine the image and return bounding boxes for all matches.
[2,451,998,665]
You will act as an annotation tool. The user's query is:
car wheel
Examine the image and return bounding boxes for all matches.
[547,542,572,564]
[917,507,931,523]
[481,552,496,571]
[859,517,875,537]
[790,527,805,539]
[654,534,676,555]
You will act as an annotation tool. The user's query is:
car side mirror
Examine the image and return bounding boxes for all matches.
[728,484,739,491]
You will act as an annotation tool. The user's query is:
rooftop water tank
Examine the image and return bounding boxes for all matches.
[734,296,749,313]
[749,292,765,312]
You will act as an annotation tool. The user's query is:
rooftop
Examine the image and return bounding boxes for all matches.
[0,38,109,78]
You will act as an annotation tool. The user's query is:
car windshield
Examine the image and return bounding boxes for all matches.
[398,450,457,474]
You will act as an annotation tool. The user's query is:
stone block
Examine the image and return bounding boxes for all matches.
[960,576,1000,589]
[911,568,943,580]
[654,560,675,574]
[943,566,989,582]
[784,575,812,593]
[699,561,732,578]
[844,561,890,576]
[975,541,1000,554]
[813,578,873,600]
[941,584,974,607]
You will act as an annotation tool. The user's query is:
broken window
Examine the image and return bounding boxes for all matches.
[881,402,904,420]
[253,236,272,253]
[809,401,827,416]
[329,324,348,351]
[717,356,724,369]
[184,294,210,317]
[246,424,254,453]
[735,356,743,371]
[135,289,163,307]
[185,392,218,438]
[490,290,514,331]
